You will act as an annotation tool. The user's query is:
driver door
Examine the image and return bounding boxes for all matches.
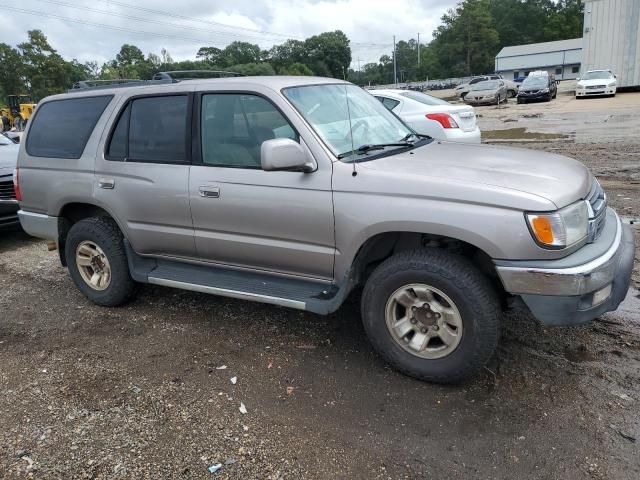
[188,92,335,280]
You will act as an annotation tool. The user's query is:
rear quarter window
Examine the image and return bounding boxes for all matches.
[26,95,113,159]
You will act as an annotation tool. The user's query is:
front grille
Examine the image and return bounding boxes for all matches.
[586,85,606,89]
[0,177,16,201]
[586,178,607,243]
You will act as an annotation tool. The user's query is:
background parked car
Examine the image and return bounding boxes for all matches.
[463,80,508,106]
[517,73,557,103]
[0,132,20,231]
[576,70,617,98]
[455,75,518,99]
[372,89,480,143]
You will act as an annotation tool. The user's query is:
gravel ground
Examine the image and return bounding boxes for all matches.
[1,93,639,479]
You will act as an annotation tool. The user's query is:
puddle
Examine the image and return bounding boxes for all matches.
[482,127,568,142]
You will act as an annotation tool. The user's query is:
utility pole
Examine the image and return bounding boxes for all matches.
[357,57,361,85]
[417,33,420,68]
[393,35,397,86]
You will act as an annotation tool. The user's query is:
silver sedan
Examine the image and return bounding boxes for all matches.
[463,80,508,106]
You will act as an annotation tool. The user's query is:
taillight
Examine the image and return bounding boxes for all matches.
[13,168,22,201]
[426,113,459,129]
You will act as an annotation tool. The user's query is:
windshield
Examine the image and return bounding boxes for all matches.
[470,81,500,91]
[521,77,548,88]
[283,84,413,160]
[582,71,612,80]
[399,91,450,106]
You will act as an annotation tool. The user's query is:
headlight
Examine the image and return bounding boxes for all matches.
[540,88,549,93]
[526,201,589,249]
[607,81,616,87]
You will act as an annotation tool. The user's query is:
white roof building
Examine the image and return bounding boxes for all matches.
[495,38,582,80]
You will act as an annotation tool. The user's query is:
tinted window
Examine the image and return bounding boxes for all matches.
[201,94,297,169]
[106,103,130,160]
[129,96,188,162]
[26,96,112,159]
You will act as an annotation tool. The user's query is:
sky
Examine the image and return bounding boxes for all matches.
[0,0,456,68]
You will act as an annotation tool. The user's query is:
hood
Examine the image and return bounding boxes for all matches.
[356,141,591,210]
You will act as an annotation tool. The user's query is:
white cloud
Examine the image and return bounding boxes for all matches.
[0,0,455,67]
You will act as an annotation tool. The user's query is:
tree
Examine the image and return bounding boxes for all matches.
[222,41,262,66]
[196,46,224,64]
[0,44,25,97]
[278,62,314,76]
[227,62,275,76]
[304,31,351,78]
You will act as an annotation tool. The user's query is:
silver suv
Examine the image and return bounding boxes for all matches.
[16,75,634,383]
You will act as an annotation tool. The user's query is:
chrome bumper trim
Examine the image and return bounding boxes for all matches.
[496,212,623,296]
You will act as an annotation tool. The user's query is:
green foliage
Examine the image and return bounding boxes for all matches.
[226,62,276,76]
[355,0,583,84]
[278,62,314,76]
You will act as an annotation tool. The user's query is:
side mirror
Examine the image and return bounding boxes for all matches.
[261,138,316,173]
[576,77,580,81]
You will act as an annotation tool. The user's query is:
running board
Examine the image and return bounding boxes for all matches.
[124,242,344,314]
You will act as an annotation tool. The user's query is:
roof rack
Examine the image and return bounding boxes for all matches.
[69,70,245,92]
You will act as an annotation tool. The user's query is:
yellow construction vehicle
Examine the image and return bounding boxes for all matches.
[0,95,37,131]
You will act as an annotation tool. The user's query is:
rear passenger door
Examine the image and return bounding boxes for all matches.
[189,91,335,280]
[95,93,196,258]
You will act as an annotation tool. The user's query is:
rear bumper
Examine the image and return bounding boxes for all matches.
[0,200,20,230]
[17,210,59,239]
[495,210,635,325]
[444,127,481,144]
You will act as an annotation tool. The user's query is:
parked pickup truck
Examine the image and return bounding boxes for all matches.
[15,75,634,383]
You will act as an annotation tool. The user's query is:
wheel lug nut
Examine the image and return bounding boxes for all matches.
[432,325,439,331]
[420,328,427,334]
[410,319,417,324]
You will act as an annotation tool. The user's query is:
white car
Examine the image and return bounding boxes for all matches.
[576,70,617,98]
[372,89,480,143]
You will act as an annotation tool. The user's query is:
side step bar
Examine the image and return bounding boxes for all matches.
[124,241,348,315]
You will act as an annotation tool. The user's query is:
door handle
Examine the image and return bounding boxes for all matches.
[199,185,220,198]
[98,178,115,189]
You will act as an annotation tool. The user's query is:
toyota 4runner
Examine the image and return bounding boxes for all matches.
[15,75,635,383]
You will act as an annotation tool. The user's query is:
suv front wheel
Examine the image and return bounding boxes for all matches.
[361,249,500,383]
[65,217,136,306]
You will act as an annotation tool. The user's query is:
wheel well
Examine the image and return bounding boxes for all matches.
[350,232,506,301]
[57,203,114,266]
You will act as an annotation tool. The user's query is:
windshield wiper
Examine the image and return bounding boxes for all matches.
[337,141,413,159]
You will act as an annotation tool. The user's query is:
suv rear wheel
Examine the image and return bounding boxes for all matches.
[65,217,136,306]
[361,249,500,383]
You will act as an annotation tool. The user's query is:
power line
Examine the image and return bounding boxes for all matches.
[29,0,299,44]
[4,6,231,47]
[73,0,393,48]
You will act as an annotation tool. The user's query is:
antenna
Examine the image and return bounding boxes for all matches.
[343,83,357,177]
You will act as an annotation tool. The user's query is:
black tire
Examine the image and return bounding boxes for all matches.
[507,89,516,98]
[361,249,500,384]
[65,217,136,306]
[552,91,557,99]
[460,92,467,100]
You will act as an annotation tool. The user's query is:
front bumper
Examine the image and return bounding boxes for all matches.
[517,92,550,101]
[495,210,635,325]
[576,87,616,97]
[0,200,20,230]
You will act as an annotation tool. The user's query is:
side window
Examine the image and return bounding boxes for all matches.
[26,95,112,159]
[106,95,188,163]
[200,94,297,169]
[381,97,400,111]
[469,78,480,85]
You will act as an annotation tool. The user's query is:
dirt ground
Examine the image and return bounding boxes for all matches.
[1,91,639,479]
